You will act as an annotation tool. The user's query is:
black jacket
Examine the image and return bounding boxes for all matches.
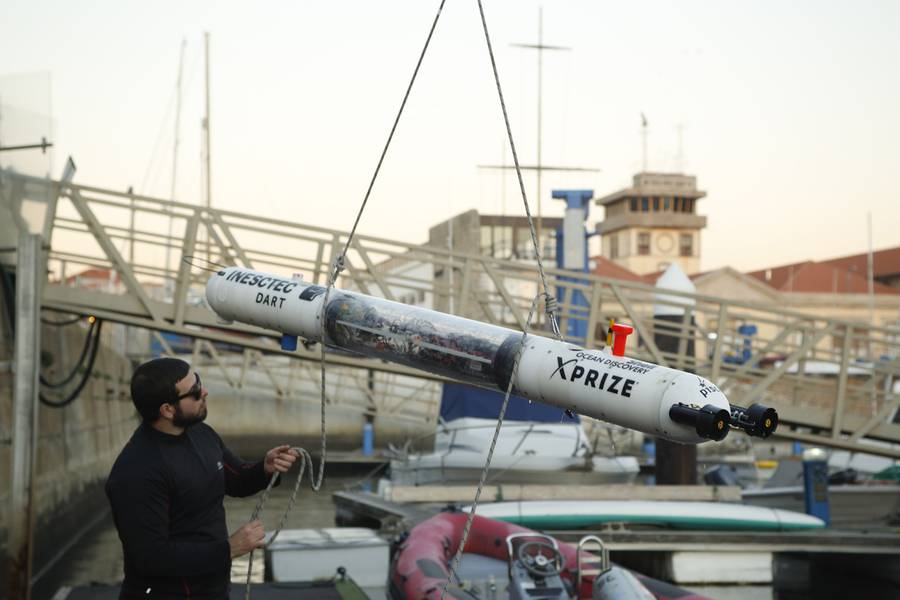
[106,422,272,599]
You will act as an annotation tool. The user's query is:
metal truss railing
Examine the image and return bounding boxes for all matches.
[3,170,899,456]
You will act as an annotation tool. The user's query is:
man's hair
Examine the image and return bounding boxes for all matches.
[130,358,191,422]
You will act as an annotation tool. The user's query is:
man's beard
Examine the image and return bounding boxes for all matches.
[173,403,207,428]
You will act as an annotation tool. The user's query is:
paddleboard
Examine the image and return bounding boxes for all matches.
[465,500,825,531]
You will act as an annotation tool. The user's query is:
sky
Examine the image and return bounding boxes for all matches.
[2,0,899,273]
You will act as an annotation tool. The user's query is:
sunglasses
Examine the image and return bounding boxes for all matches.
[175,373,203,402]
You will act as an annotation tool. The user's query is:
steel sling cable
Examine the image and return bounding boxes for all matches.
[440,1,563,597]
[243,2,448,597]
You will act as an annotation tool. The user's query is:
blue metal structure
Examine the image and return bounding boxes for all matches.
[553,189,594,341]
[803,455,831,525]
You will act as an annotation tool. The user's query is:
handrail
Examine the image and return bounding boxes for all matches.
[3,169,898,455]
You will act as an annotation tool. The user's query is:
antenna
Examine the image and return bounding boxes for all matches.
[676,122,685,173]
[640,112,648,172]
[511,6,570,249]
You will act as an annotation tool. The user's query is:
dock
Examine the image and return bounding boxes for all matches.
[333,491,433,528]
[332,489,900,586]
[333,489,900,554]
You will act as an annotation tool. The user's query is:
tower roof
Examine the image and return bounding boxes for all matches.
[596,171,706,206]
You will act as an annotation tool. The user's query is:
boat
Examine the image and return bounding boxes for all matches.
[464,500,825,531]
[740,459,900,528]
[387,383,640,486]
[266,527,390,597]
[742,484,900,529]
[389,511,710,599]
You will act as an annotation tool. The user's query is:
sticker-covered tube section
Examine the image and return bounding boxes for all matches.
[321,288,522,390]
[205,266,522,390]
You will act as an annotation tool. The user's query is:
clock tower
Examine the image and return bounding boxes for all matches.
[595,172,707,275]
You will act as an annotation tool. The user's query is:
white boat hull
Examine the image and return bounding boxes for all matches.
[389,453,640,486]
[742,484,900,528]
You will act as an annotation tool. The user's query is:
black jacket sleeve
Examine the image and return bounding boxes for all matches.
[107,468,230,577]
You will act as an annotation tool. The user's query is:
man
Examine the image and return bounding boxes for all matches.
[106,357,298,599]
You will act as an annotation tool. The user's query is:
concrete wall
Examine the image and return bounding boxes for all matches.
[198,357,440,457]
[0,308,139,586]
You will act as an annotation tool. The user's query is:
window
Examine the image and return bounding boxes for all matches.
[610,235,619,259]
[630,198,638,212]
[638,232,651,255]
[495,226,512,258]
[653,197,660,211]
[683,198,693,213]
[641,197,649,212]
[673,197,681,212]
[680,233,693,257]
[663,197,670,211]
[480,226,493,255]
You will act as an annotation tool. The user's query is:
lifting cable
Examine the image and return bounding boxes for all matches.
[441,1,563,597]
[242,2,450,597]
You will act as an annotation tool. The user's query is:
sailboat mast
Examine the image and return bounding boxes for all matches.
[204,31,212,212]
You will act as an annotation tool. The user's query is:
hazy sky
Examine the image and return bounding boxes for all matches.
[3,0,899,272]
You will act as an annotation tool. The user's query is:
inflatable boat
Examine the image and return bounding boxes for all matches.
[389,511,709,599]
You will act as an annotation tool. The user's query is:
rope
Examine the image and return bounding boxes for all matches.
[440,294,541,599]
[182,255,229,273]
[441,2,569,595]
[242,3,448,596]
[475,0,561,341]
[339,0,448,256]
[243,447,316,600]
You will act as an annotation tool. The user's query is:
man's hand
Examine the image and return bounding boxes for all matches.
[229,520,265,559]
[264,444,298,475]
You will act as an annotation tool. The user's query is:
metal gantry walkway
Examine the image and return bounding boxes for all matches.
[3,170,899,457]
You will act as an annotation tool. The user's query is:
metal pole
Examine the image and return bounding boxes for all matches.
[641,120,648,172]
[510,8,570,258]
[128,186,135,263]
[172,38,186,205]
[536,6,543,248]
[165,38,187,289]
[204,32,212,265]
[204,32,212,213]
[8,232,42,600]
